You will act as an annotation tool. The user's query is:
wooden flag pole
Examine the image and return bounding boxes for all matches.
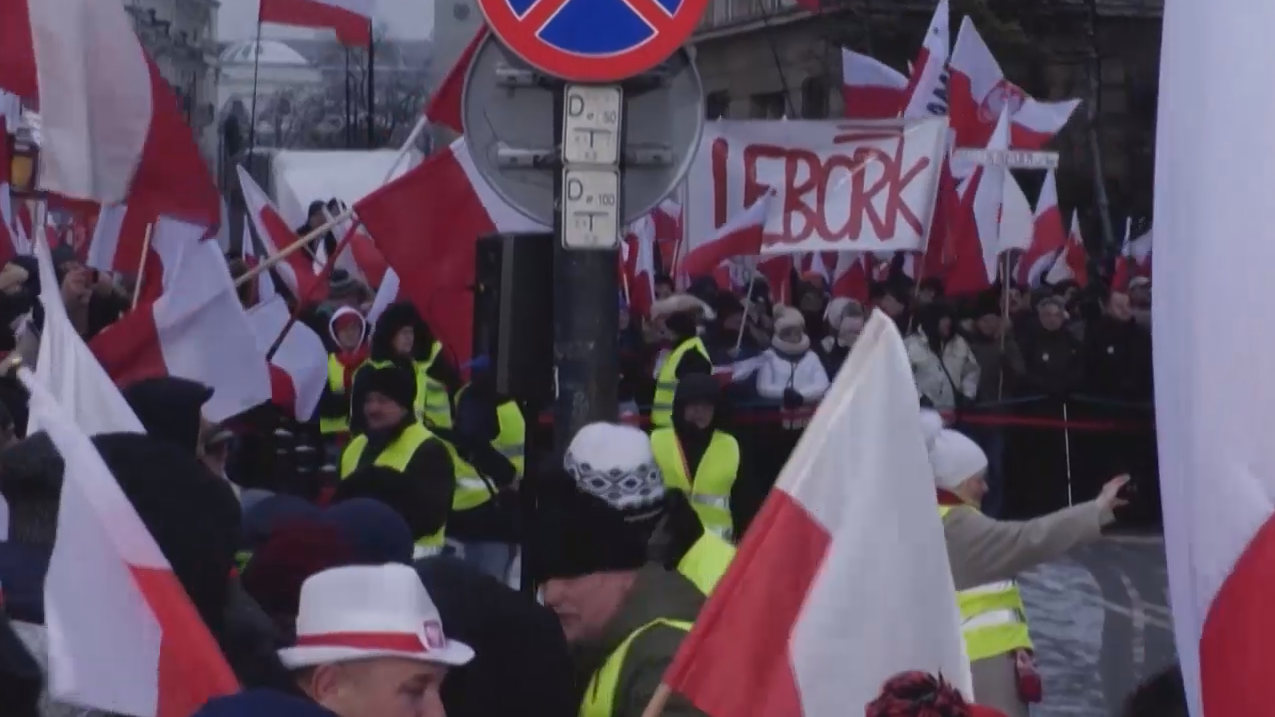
[131,223,154,311]
[638,684,673,717]
[234,207,356,289]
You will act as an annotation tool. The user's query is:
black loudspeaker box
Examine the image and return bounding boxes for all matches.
[472,232,555,409]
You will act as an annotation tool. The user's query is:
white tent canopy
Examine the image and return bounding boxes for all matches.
[271,148,423,228]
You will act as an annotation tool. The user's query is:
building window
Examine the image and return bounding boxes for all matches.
[706,90,731,120]
[801,77,828,119]
[750,91,787,119]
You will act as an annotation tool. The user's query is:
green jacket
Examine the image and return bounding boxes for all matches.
[574,564,708,717]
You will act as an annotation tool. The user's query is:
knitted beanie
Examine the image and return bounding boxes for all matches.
[564,422,664,522]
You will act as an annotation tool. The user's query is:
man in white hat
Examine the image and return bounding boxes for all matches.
[278,564,474,717]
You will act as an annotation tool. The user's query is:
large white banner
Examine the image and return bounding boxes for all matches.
[685,117,948,255]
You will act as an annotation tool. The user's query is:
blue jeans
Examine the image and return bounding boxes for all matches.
[458,540,517,587]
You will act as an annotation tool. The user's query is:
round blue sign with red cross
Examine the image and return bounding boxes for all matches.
[476,0,708,82]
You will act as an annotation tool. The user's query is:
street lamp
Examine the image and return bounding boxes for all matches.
[7,126,39,197]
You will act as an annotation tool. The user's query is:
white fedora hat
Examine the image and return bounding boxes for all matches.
[278,564,474,670]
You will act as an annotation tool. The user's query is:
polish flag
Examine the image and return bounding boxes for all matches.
[901,0,951,119]
[840,49,908,120]
[424,29,485,135]
[661,311,971,714]
[998,173,1034,254]
[1154,1,1275,711]
[247,296,328,421]
[258,0,375,47]
[1111,220,1152,291]
[354,137,546,367]
[829,252,870,303]
[621,214,658,317]
[238,166,325,303]
[1016,169,1065,287]
[21,368,239,717]
[90,221,273,423]
[1044,213,1088,287]
[241,216,277,305]
[344,225,390,288]
[0,0,221,273]
[653,198,683,274]
[927,156,989,296]
[966,108,1012,284]
[948,18,1080,150]
[680,193,774,280]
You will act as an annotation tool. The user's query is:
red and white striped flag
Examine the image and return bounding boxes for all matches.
[238,166,325,303]
[1044,213,1088,287]
[679,193,774,280]
[840,49,908,120]
[948,17,1080,150]
[661,311,970,715]
[901,0,950,119]
[0,0,221,273]
[259,0,375,47]
[20,364,238,717]
[1016,169,1065,287]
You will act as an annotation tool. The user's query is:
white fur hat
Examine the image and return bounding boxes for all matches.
[929,429,988,489]
[650,294,716,321]
[773,305,804,332]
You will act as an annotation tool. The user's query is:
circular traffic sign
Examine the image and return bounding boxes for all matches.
[476,0,708,82]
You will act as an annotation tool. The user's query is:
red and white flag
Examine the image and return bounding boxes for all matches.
[840,49,908,120]
[423,29,484,134]
[965,108,1012,283]
[998,173,1033,254]
[241,216,277,305]
[948,17,1080,150]
[679,193,774,280]
[901,0,950,119]
[0,0,220,273]
[259,0,375,47]
[90,221,273,423]
[621,214,659,317]
[238,166,325,303]
[247,296,328,421]
[662,310,970,715]
[20,364,238,717]
[1017,169,1066,287]
[1111,220,1152,291]
[1044,213,1088,287]
[829,252,870,302]
[1155,1,1275,711]
[355,138,544,367]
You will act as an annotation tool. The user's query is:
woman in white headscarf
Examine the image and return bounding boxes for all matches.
[755,305,830,406]
[922,411,1129,717]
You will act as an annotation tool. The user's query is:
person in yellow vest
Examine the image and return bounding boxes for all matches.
[531,486,707,717]
[649,373,741,541]
[349,302,459,435]
[648,294,715,428]
[566,422,735,596]
[923,411,1130,717]
[318,307,369,456]
[338,362,455,557]
[435,356,525,583]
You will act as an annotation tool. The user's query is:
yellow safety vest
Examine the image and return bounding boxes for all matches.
[417,342,454,429]
[320,354,350,435]
[650,428,738,540]
[579,618,693,717]
[339,423,445,549]
[456,384,527,478]
[676,531,735,596]
[651,338,710,428]
[938,505,1034,662]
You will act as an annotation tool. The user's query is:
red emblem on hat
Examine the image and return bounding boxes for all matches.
[422,620,446,650]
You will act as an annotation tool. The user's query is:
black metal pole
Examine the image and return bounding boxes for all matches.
[245,20,264,172]
[344,48,352,147]
[366,25,376,148]
[550,83,620,460]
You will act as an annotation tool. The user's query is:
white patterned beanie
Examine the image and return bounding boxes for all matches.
[564,422,666,523]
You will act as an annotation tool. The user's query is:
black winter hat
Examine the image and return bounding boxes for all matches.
[0,432,64,547]
[121,377,214,454]
[362,362,416,411]
[93,432,241,637]
[528,486,649,582]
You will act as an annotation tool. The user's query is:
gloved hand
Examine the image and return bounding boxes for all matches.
[783,388,804,408]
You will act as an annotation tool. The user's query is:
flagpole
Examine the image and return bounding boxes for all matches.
[245,19,265,173]
[264,228,357,361]
[366,22,376,148]
[131,224,154,311]
[344,48,353,147]
[235,208,356,288]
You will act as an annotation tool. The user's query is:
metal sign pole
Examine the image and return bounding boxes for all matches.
[551,83,624,455]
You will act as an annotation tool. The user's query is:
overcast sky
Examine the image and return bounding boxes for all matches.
[218,0,435,42]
